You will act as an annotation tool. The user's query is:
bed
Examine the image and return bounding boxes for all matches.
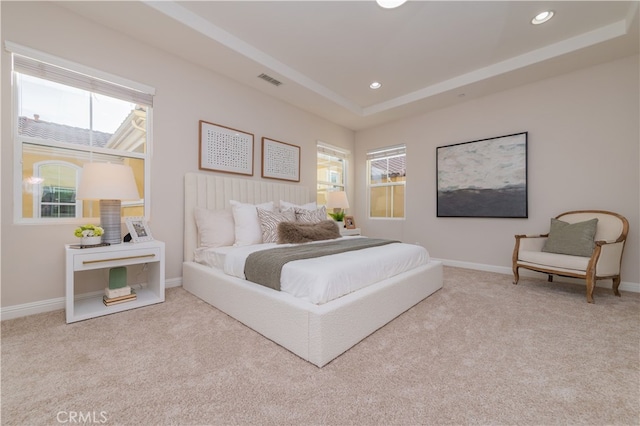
[182,172,443,367]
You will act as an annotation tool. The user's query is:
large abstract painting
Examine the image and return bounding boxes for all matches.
[437,132,528,218]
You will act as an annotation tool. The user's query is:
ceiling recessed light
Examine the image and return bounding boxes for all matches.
[370,81,382,89]
[531,10,554,25]
[376,0,407,9]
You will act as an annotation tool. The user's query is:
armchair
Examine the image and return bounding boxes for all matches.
[512,210,629,303]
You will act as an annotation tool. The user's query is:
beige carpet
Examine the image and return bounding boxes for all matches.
[2,267,639,425]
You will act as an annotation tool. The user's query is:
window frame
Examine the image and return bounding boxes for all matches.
[366,145,407,220]
[316,141,349,205]
[8,42,155,225]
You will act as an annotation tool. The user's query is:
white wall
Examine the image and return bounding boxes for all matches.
[0,2,354,309]
[355,54,640,286]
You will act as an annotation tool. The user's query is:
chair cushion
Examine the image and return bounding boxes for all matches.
[542,218,598,257]
[519,250,590,272]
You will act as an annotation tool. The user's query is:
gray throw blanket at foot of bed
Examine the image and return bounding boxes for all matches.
[244,238,399,291]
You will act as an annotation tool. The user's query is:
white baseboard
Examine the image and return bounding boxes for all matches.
[434,258,640,294]
[165,277,182,288]
[0,277,183,321]
[2,264,637,321]
[0,296,66,321]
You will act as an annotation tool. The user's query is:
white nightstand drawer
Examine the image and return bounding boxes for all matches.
[73,246,160,271]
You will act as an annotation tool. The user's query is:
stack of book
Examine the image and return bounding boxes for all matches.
[103,286,136,306]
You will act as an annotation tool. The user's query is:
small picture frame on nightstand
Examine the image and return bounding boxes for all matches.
[125,217,154,243]
[344,216,356,229]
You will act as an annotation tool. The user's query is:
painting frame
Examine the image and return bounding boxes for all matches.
[261,137,300,182]
[436,132,528,218]
[125,217,154,243]
[199,120,254,176]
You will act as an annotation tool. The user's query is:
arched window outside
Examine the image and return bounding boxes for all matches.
[33,161,82,218]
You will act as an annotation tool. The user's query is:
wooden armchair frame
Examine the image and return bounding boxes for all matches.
[512,210,629,303]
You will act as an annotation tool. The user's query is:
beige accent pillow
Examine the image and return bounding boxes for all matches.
[257,208,296,243]
[278,220,341,244]
[230,200,275,246]
[542,218,598,257]
[193,207,235,248]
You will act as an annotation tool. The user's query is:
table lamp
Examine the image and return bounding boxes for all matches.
[326,191,350,226]
[76,163,140,245]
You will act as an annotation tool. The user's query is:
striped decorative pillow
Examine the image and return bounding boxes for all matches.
[294,205,327,224]
[257,208,296,243]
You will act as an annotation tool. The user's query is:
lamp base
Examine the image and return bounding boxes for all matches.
[100,199,122,244]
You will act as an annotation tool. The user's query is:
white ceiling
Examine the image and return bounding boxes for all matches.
[58,1,639,131]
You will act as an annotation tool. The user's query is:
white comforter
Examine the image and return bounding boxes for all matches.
[195,237,429,304]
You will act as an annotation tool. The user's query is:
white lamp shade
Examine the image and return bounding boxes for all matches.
[76,163,140,200]
[326,191,350,209]
[376,0,407,9]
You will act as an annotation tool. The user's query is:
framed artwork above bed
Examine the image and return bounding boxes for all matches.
[199,120,254,176]
[261,137,300,182]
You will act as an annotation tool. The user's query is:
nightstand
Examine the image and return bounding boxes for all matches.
[340,228,361,236]
[65,240,165,323]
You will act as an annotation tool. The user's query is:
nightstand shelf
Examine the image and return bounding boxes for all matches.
[65,240,165,323]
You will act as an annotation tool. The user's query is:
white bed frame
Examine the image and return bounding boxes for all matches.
[182,173,443,367]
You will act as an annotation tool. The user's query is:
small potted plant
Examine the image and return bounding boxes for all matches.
[75,224,104,246]
[328,210,346,222]
[328,210,346,228]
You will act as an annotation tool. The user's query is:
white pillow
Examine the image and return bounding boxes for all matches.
[279,200,317,212]
[295,205,327,223]
[230,200,275,246]
[257,208,296,243]
[193,207,235,248]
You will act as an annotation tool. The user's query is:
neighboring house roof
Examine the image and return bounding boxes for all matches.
[18,110,146,153]
[18,116,113,147]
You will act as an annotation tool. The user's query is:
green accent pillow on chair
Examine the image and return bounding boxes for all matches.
[542,218,598,257]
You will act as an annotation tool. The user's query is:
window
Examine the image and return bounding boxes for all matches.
[10,43,154,223]
[33,161,82,218]
[367,145,406,218]
[317,142,349,205]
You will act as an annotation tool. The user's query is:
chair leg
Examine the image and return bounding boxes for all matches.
[512,266,519,285]
[586,275,595,304]
[613,276,622,297]
[547,275,553,282]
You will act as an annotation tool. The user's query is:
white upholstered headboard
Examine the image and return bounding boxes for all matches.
[184,173,310,262]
